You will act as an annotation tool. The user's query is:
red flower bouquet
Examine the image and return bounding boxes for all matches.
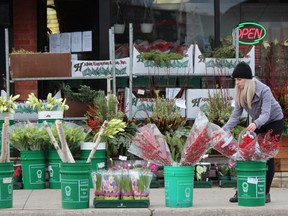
[210,124,238,158]
[238,131,257,160]
[129,111,218,166]
[128,124,173,166]
[254,130,280,160]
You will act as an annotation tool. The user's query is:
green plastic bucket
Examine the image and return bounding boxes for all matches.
[236,160,267,207]
[80,142,106,188]
[164,166,194,208]
[60,161,91,209]
[48,150,61,189]
[20,150,46,189]
[0,162,13,208]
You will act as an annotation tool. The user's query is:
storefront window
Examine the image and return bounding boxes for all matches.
[220,0,288,44]
[111,0,215,57]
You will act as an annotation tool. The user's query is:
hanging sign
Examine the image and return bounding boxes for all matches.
[234,22,266,45]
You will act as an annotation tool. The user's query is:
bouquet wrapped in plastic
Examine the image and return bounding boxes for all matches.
[230,129,280,161]
[128,123,173,166]
[130,168,153,200]
[210,123,238,158]
[254,130,280,160]
[180,112,218,165]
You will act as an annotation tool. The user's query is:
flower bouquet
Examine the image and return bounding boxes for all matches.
[130,169,153,200]
[121,169,134,200]
[128,123,173,166]
[180,112,218,165]
[95,170,104,200]
[254,130,280,160]
[228,129,280,161]
[101,170,121,200]
[129,111,218,166]
[210,124,238,158]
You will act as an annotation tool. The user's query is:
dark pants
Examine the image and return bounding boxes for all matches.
[254,118,284,194]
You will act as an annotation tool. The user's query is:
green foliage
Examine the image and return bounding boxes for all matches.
[61,84,102,104]
[164,126,191,163]
[0,94,20,114]
[50,121,86,156]
[147,91,186,134]
[217,163,230,176]
[201,88,233,127]
[10,122,49,151]
[26,92,69,112]
[137,50,183,67]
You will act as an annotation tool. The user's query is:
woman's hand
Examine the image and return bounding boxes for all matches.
[247,122,257,132]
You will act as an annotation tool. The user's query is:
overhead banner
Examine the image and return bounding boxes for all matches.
[132,45,193,76]
[71,57,129,77]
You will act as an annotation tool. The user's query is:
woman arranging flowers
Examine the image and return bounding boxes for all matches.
[222,61,284,203]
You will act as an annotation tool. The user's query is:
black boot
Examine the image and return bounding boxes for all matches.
[266,193,271,203]
[229,191,238,203]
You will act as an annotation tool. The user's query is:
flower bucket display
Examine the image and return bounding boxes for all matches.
[93,167,152,208]
[60,161,91,209]
[164,166,194,207]
[128,111,218,208]
[20,150,46,189]
[0,162,13,208]
[236,160,267,207]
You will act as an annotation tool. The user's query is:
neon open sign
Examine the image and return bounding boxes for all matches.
[234,22,267,45]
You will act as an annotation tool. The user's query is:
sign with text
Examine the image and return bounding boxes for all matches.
[71,57,129,77]
[234,22,267,45]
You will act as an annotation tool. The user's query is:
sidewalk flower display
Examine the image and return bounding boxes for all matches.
[128,111,218,166]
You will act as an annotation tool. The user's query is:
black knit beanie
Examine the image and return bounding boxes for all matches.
[232,61,252,79]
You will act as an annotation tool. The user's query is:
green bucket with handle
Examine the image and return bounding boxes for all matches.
[20,150,46,189]
[236,160,267,207]
[164,166,194,208]
[80,142,106,189]
[60,161,91,209]
[0,162,13,208]
[48,150,61,189]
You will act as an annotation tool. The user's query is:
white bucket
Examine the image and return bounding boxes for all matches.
[80,142,106,150]
[38,111,63,120]
[140,23,153,33]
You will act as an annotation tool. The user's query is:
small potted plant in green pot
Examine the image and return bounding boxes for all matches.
[10,122,49,189]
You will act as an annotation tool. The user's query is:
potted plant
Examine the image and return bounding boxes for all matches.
[26,92,69,122]
[85,92,137,160]
[0,94,20,120]
[114,0,125,34]
[61,84,102,117]
[141,3,154,34]
[10,122,49,189]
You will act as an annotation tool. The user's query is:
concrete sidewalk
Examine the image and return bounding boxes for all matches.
[0,187,287,216]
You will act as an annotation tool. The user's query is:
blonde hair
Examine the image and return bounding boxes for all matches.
[234,78,256,109]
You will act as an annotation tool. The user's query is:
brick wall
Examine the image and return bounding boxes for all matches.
[13,0,38,101]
